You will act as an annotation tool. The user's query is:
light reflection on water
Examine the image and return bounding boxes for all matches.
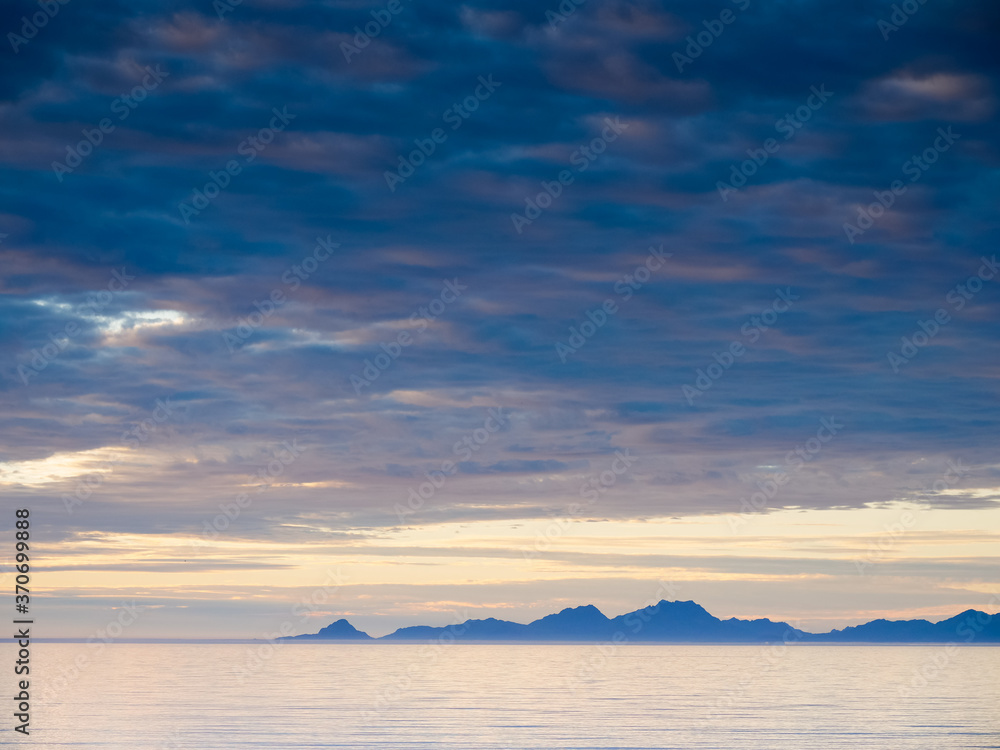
[6,643,999,749]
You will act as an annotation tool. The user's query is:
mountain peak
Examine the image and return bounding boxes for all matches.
[652,599,716,618]
[295,618,372,640]
[526,603,612,639]
[556,604,606,617]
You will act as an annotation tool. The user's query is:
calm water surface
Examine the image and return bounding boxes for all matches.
[4,643,999,748]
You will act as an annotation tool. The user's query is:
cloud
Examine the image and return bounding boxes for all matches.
[856,69,996,122]
[1,0,999,636]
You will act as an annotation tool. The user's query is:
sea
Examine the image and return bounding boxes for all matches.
[4,643,999,748]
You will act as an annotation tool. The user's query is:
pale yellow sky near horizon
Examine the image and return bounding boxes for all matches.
[19,500,1000,638]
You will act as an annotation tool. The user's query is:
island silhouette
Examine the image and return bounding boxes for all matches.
[282,599,1000,643]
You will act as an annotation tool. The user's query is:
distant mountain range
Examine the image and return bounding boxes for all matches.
[283,600,1000,643]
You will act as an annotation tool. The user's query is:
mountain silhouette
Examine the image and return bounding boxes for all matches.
[283,600,999,643]
[386,617,530,640]
[801,608,1000,643]
[606,600,803,642]
[528,605,614,640]
[290,618,372,640]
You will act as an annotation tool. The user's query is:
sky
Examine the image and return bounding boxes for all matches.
[1,0,999,639]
